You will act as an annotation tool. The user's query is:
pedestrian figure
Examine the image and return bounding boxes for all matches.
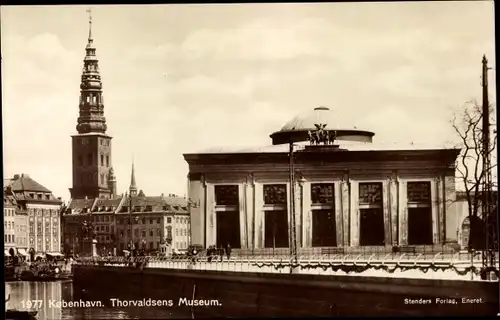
[226,243,232,260]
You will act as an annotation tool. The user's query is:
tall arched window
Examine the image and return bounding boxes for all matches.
[100,154,104,166]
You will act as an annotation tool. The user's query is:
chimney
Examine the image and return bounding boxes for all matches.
[161,193,164,198]
[22,173,29,178]
[13,174,20,180]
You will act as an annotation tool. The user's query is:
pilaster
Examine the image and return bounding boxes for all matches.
[302,181,312,248]
[349,180,359,246]
[398,180,408,245]
[389,172,399,245]
[436,175,445,244]
[294,175,303,248]
[238,183,247,249]
[245,174,255,249]
[431,179,439,244]
[206,183,215,247]
[382,180,391,245]
[341,176,350,247]
[443,175,457,243]
[254,182,264,249]
[334,181,343,246]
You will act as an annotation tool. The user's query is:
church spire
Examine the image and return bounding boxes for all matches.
[129,160,137,196]
[76,8,107,134]
[87,8,93,41]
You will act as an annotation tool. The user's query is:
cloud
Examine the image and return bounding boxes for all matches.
[1,4,496,200]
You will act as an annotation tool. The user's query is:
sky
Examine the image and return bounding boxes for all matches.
[1,2,496,202]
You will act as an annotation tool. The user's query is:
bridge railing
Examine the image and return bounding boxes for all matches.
[72,248,492,271]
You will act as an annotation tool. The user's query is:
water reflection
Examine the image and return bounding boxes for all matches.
[6,281,189,320]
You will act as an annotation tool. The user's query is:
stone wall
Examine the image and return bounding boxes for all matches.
[73,266,498,317]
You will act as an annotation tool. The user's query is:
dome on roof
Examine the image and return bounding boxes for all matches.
[280,106,341,132]
[270,107,375,145]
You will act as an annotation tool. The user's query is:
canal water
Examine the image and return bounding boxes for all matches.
[6,281,191,319]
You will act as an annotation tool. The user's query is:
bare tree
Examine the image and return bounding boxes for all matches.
[452,100,497,249]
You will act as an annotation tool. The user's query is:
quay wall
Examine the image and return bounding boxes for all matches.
[72,265,499,317]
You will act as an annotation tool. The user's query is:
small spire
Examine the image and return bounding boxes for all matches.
[129,159,137,196]
[86,8,93,41]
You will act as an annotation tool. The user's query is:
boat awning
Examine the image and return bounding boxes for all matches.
[47,252,64,257]
[17,249,29,256]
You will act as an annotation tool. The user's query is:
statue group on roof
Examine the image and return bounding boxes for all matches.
[308,124,337,145]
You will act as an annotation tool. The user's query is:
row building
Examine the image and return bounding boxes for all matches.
[184,106,465,254]
[3,174,63,258]
[61,15,190,256]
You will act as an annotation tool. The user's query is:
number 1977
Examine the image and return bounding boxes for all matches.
[21,300,43,309]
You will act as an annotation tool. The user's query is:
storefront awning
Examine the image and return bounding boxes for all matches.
[4,250,10,256]
[34,253,45,259]
[17,249,29,256]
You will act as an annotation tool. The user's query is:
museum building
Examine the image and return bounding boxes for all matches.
[184,107,461,253]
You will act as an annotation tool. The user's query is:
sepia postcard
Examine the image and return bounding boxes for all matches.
[2,2,498,319]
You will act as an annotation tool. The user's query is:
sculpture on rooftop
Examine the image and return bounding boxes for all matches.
[308,124,337,145]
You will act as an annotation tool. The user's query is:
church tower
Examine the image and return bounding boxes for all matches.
[70,10,114,200]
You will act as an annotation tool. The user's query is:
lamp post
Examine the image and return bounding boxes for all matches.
[127,192,134,257]
[289,142,298,264]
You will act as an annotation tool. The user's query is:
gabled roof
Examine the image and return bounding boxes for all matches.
[120,195,188,213]
[9,174,52,193]
[65,194,188,215]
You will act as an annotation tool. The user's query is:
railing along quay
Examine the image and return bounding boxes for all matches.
[73,248,499,280]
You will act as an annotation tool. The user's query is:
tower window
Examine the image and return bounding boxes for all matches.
[86,96,90,103]
[100,174,104,184]
[93,96,97,103]
[101,154,104,166]
[106,156,109,167]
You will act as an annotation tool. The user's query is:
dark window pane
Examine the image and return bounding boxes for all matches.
[407,182,431,202]
[359,183,383,204]
[408,207,433,245]
[215,185,239,206]
[264,184,287,205]
[264,210,289,248]
[312,209,336,247]
[216,211,241,248]
[311,184,334,204]
[359,208,385,246]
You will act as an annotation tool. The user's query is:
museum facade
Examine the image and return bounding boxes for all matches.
[184,107,461,252]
